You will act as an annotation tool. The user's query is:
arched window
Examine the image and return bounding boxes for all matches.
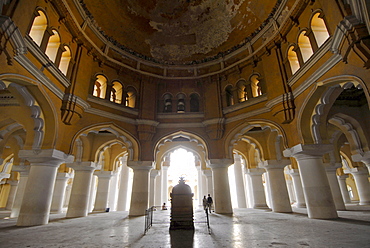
[93,75,107,99]
[125,87,137,108]
[311,13,330,47]
[59,46,71,75]
[225,85,234,106]
[250,75,262,97]
[163,93,173,112]
[236,80,247,102]
[110,81,123,104]
[189,93,200,112]
[177,93,186,113]
[287,46,300,74]
[298,31,314,62]
[45,30,61,62]
[29,10,47,46]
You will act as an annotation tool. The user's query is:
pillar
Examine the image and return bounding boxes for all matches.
[337,174,351,204]
[324,164,346,210]
[10,165,29,218]
[284,144,338,219]
[5,180,19,210]
[128,161,153,216]
[88,175,97,212]
[149,170,159,207]
[108,168,120,211]
[93,171,114,211]
[154,171,162,207]
[287,169,306,208]
[233,154,247,208]
[161,161,169,204]
[66,162,99,218]
[352,151,370,174]
[246,168,269,209]
[202,169,213,197]
[50,172,72,213]
[17,149,74,226]
[117,157,130,211]
[209,159,233,214]
[344,167,370,205]
[196,160,203,207]
[261,160,292,213]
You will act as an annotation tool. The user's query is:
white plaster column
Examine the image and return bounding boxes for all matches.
[128,161,153,216]
[201,173,207,199]
[209,159,233,214]
[284,144,338,219]
[17,149,74,226]
[324,164,346,210]
[66,162,99,218]
[154,171,162,206]
[196,160,203,207]
[117,157,130,211]
[161,161,169,204]
[50,172,72,213]
[246,168,269,209]
[93,171,114,211]
[344,167,370,205]
[88,175,98,213]
[286,176,295,204]
[108,168,120,211]
[202,169,213,197]
[10,165,29,218]
[64,182,72,208]
[337,174,351,204]
[149,169,159,207]
[233,154,247,208]
[261,160,292,213]
[288,169,306,208]
[5,180,19,210]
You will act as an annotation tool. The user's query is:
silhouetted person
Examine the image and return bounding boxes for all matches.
[206,194,213,213]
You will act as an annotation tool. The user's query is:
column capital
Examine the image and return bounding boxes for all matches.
[150,169,160,178]
[287,168,300,176]
[127,160,153,171]
[233,154,242,162]
[344,166,369,175]
[337,174,349,180]
[202,169,212,177]
[94,170,114,178]
[67,161,100,171]
[246,167,266,175]
[11,165,30,174]
[260,159,290,169]
[19,149,74,167]
[352,151,370,163]
[208,158,233,169]
[283,144,333,159]
[323,163,342,173]
[56,172,72,180]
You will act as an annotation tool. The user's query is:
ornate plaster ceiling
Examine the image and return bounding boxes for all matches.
[84,0,279,64]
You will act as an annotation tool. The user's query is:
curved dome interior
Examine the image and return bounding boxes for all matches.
[86,0,278,63]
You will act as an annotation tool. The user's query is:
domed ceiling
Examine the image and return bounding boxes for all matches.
[84,0,279,64]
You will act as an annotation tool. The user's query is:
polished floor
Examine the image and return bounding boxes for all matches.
[0,204,369,248]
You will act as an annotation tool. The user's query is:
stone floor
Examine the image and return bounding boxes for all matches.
[0,204,369,247]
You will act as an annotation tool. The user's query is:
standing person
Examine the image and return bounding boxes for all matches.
[202,195,207,211]
[206,194,213,213]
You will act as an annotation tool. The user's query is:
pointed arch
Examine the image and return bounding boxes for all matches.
[287,45,300,74]
[310,12,330,47]
[45,29,61,62]
[29,9,48,46]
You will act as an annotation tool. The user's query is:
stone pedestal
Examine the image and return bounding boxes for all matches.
[170,178,194,230]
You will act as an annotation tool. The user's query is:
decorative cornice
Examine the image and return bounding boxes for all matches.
[223,95,267,114]
[84,108,137,125]
[87,96,139,116]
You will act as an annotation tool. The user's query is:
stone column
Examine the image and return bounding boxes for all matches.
[246,168,269,209]
[209,159,233,214]
[161,161,169,204]
[50,172,72,213]
[154,171,162,207]
[108,168,120,211]
[117,157,130,211]
[261,160,292,213]
[337,174,351,204]
[352,151,370,174]
[344,167,370,205]
[202,169,213,197]
[10,165,29,218]
[5,180,19,210]
[324,164,346,210]
[128,161,153,216]
[66,162,99,218]
[284,144,338,219]
[93,171,114,211]
[196,160,203,207]
[288,169,306,208]
[233,154,247,208]
[149,170,159,207]
[88,175,98,213]
[17,149,74,226]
